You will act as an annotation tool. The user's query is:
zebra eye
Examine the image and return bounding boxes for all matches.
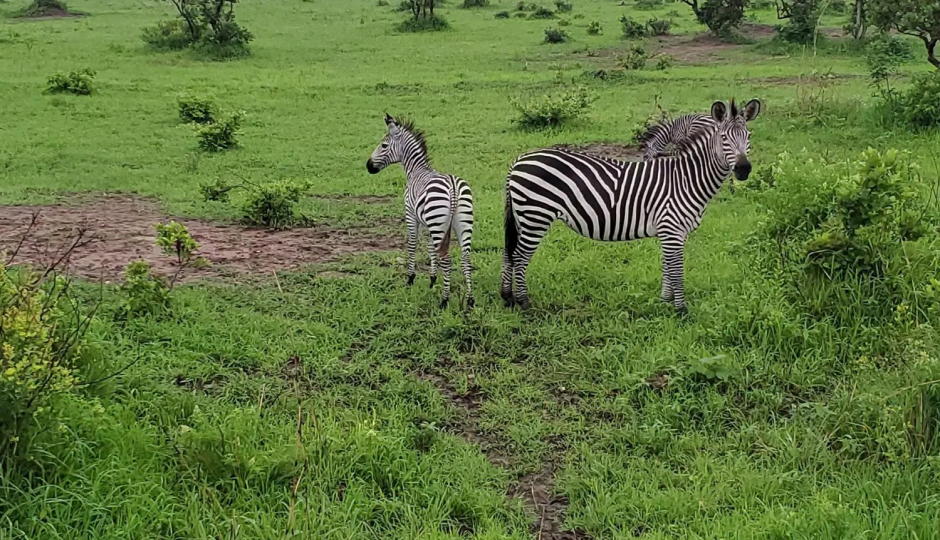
[381,143,389,149]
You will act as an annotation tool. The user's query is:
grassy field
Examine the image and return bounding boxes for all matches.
[2,0,940,539]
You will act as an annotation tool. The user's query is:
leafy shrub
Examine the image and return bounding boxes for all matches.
[620,45,649,69]
[178,95,216,124]
[867,34,913,86]
[119,261,171,319]
[544,27,569,42]
[141,19,195,50]
[396,13,450,31]
[620,15,648,39]
[516,1,528,9]
[1,261,91,454]
[45,69,95,96]
[647,17,671,35]
[495,10,510,18]
[156,221,198,266]
[529,6,555,18]
[511,86,594,129]
[776,0,821,44]
[587,20,602,34]
[462,0,488,6]
[377,0,390,5]
[196,112,243,152]
[689,0,748,37]
[242,180,309,229]
[636,0,663,9]
[655,54,675,69]
[554,0,572,12]
[21,0,69,17]
[899,71,940,130]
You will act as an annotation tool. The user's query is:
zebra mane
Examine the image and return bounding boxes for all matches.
[671,117,723,155]
[390,115,429,158]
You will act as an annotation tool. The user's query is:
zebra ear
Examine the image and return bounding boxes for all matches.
[710,101,727,122]
[384,113,394,125]
[742,99,761,122]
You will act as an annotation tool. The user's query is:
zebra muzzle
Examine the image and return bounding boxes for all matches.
[366,159,380,174]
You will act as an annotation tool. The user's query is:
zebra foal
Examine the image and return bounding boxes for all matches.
[501,99,761,313]
[367,114,474,309]
[638,112,716,161]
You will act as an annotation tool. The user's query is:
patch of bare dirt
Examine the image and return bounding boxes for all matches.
[651,23,775,64]
[415,365,587,540]
[552,142,643,162]
[0,195,400,282]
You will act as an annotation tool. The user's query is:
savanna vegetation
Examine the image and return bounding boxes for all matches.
[1,0,940,539]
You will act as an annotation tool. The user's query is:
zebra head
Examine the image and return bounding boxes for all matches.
[710,99,761,181]
[367,113,416,174]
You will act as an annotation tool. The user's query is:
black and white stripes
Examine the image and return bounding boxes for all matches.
[638,112,717,161]
[367,114,474,308]
[501,99,761,312]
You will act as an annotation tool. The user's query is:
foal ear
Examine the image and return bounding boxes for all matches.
[742,99,762,122]
[384,113,394,125]
[710,101,727,122]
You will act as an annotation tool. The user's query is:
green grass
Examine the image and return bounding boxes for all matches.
[2,0,940,539]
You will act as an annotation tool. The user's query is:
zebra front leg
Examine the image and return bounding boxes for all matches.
[406,221,418,286]
[661,239,687,314]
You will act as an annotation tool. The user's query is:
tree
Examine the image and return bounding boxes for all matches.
[775,0,821,43]
[870,0,940,68]
[851,0,867,40]
[682,0,748,37]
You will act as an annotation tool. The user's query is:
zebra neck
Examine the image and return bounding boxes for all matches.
[401,154,431,176]
[676,145,730,203]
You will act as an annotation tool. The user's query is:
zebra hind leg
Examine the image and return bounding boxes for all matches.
[427,240,439,289]
[453,206,474,310]
[511,227,549,310]
[436,228,453,308]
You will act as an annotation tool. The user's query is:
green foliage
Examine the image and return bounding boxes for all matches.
[462,0,488,6]
[241,180,309,229]
[544,27,569,43]
[199,177,236,202]
[899,71,940,129]
[155,221,198,266]
[655,54,676,69]
[45,69,95,96]
[635,0,664,10]
[177,95,216,124]
[21,0,69,17]
[143,0,253,59]
[396,13,450,32]
[118,260,171,319]
[647,17,672,35]
[554,0,572,12]
[0,262,89,454]
[196,111,243,152]
[869,0,940,68]
[495,10,510,18]
[866,34,913,85]
[529,6,555,18]
[776,0,821,44]
[511,86,594,129]
[587,20,602,34]
[620,45,649,69]
[620,15,648,39]
[691,0,748,37]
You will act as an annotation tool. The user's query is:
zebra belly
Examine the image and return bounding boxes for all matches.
[560,218,657,242]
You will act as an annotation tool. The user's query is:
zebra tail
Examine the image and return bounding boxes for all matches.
[504,186,517,266]
[437,181,460,258]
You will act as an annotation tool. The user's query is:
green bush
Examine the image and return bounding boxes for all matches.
[462,0,488,6]
[529,6,555,18]
[511,86,594,129]
[620,45,649,69]
[495,10,510,18]
[554,0,572,12]
[620,15,648,39]
[21,0,69,17]
[776,0,821,44]
[155,221,198,266]
[177,95,216,124]
[655,54,675,69]
[646,17,671,36]
[696,0,747,37]
[635,0,663,9]
[196,111,243,152]
[899,71,940,130]
[118,260,171,319]
[587,20,602,34]
[242,180,309,229]
[141,19,195,50]
[1,261,90,454]
[396,13,450,31]
[544,27,569,42]
[45,69,95,96]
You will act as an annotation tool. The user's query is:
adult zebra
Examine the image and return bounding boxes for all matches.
[501,99,760,313]
[367,114,474,309]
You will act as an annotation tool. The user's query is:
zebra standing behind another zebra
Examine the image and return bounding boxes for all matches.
[501,99,761,313]
[638,112,716,161]
[367,114,474,309]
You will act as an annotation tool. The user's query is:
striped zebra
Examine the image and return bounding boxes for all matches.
[367,114,474,309]
[638,112,716,161]
[501,99,761,313]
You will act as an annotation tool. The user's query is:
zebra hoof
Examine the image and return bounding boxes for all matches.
[517,298,531,311]
[406,274,415,286]
[466,297,475,310]
[429,276,437,289]
[500,290,514,307]
[439,298,449,309]
[675,305,689,318]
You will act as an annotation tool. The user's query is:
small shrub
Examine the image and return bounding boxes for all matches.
[495,10,510,18]
[396,13,450,32]
[558,18,570,26]
[378,0,390,5]
[529,6,555,18]
[899,72,940,130]
[242,180,309,229]
[142,19,195,50]
[554,0,572,12]
[587,20,602,34]
[655,54,675,69]
[196,112,243,152]
[646,17,671,36]
[21,0,69,17]
[544,27,569,43]
[776,0,821,44]
[696,0,747,37]
[155,221,198,266]
[514,11,528,17]
[199,178,236,202]
[620,15,648,39]
[119,261,171,319]
[45,69,95,96]
[197,18,253,59]
[516,1,528,9]
[177,95,216,124]
[511,86,594,129]
[620,45,649,69]
[635,0,663,9]
[463,0,488,6]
